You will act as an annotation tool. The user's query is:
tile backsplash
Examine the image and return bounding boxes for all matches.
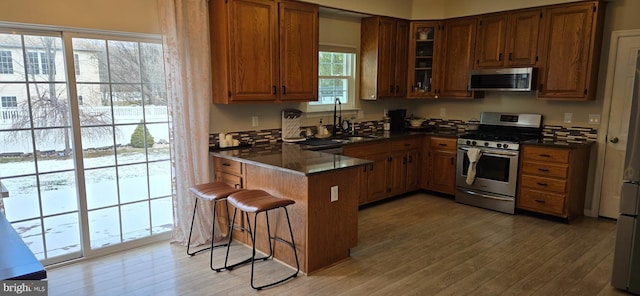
[210,120,598,146]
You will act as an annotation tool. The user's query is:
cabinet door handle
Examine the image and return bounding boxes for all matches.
[408,155,413,163]
[538,168,549,172]
[535,199,546,204]
[363,165,367,173]
[369,164,374,171]
[395,85,400,93]
[272,85,277,94]
[536,182,548,186]
[450,158,454,165]
[498,53,503,61]
[390,85,394,93]
[509,52,513,61]
[282,85,286,95]
[403,156,407,164]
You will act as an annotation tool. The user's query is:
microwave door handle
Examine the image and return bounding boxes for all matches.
[457,189,513,201]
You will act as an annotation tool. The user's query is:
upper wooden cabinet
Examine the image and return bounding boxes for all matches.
[361,17,410,100]
[407,21,442,98]
[475,9,542,68]
[209,0,318,104]
[438,17,477,99]
[537,1,605,100]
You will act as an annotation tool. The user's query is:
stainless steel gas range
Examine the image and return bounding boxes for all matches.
[455,112,542,214]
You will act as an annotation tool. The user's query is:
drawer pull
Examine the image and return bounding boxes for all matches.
[539,154,551,158]
[439,143,447,147]
[405,143,411,147]
[222,163,231,167]
[535,199,546,204]
[536,182,548,186]
[538,168,550,172]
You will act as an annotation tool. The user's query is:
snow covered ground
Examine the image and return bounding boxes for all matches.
[1,147,173,260]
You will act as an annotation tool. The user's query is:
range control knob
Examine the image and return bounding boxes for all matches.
[497,143,502,148]
[503,144,509,149]
[466,140,471,145]
[484,142,490,147]
[471,141,477,146]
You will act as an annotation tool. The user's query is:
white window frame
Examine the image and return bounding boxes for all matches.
[306,45,358,114]
[0,50,13,74]
[1,95,17,107]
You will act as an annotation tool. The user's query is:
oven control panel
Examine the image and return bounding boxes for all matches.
[457,138,519,151]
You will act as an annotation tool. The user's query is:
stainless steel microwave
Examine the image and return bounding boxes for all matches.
[468,67,536,91]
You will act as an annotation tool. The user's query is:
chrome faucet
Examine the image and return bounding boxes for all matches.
[333,98,341,136]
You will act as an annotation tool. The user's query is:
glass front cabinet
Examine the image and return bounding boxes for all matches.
[408,21,441,98]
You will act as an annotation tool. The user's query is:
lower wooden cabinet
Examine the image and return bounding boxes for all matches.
[343,141,390,204]
[343,136,422,205]
[517,144,592,220]
[422,136,457,195]
[211,156,246,240]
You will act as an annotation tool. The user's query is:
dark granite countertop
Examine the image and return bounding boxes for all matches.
[210,130,461,176]
[521,138,595,149]
[211,143,372,176]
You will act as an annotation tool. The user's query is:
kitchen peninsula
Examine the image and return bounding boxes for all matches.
[210,144,371,274]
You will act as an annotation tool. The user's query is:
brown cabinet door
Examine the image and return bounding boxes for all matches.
[228,0,278,102]
[388,151,406,196]
[475,13,508,68]
[278,1,318,101]
[431,150,456,194]
[394,20,410,97]
[405,149,421,191]
[377,18,397,98]
[408,21,441,98]
[538,2,599,100]
[367,153,390,202]
[505,9,542,67]
[439,17,476,98]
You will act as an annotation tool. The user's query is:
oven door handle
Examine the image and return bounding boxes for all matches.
[458,147,518,157]
[456,189,514,201]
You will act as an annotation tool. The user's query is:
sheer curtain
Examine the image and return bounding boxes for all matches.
[158,0,218,246]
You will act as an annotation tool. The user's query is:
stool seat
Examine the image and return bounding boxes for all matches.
[224,189,299,290]
[228,190,294,213]
[187,181,242,261]
[190,182,242,201]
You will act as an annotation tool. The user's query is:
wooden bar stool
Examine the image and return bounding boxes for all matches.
[186,182,242,271]
[226,189,300,290]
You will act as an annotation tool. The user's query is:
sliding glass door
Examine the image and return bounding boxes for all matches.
[0,28,172,265]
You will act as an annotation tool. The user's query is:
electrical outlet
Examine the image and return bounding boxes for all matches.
[588,114,601,124]
[564,113,572,123]
[252,116,259,127]
[330,185,338,202]
[440,108,446,117]
[383,109,388,116]
[357,109,364,119]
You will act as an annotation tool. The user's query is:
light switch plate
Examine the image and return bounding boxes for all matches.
[440,108,446,117]
[588,114,601,124]
[564,113,573,123]
[252,116,259,127]
[330,185,338,202]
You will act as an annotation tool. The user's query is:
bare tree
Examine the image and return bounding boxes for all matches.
[3,36,112,155]
[1,35,166,155]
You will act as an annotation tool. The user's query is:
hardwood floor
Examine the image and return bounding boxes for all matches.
[48,193,627,295]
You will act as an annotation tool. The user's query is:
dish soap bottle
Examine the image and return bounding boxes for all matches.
[317,119,329,138]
